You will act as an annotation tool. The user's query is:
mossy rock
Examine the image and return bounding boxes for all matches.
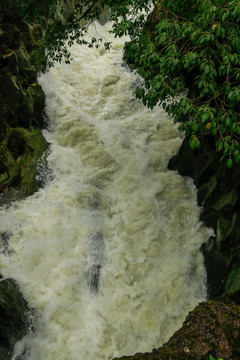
[6,46,37,83]
[30,83,46,127]
[0,23,21,53]
[0,127,48,197]
[0,71,21,115]
[18,128,48,194]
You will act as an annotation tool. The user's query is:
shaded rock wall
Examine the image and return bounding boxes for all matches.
[0,0,48,201]
[168,136,240,305]
[0,1,47,357]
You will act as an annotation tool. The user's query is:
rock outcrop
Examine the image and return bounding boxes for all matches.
[0,0,48,201]
[168,136,240,305]
[0,278,30,360]
[0,1,47,357]
[114,301,240,360]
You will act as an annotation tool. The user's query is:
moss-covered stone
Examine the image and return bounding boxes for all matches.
[18,128,48,194]
[0,127,48,197]
[0,0,48,199]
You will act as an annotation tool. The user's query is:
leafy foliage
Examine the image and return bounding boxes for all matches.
[209,355,224,360]
[123,0,240,166]
[13,0,109,68]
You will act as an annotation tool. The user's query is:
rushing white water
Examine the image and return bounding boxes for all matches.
[0,22,212,360]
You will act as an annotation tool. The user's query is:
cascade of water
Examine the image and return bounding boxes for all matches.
[0,22,212,360]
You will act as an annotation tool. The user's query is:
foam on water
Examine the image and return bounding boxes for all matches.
[0,22,212,360]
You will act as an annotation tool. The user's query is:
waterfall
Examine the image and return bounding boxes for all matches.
[0,21,212,360]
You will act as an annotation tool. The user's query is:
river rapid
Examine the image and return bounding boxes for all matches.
[0,22,212,360]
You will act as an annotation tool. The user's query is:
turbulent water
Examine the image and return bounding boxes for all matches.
[0,22,212,360]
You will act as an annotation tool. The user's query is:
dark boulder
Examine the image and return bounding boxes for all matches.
[0,278,30,360]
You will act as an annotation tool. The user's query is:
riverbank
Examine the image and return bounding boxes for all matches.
[0,1,47,357]
[0,0,48,201]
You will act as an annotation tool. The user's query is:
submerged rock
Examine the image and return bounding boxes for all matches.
[113,301,240,360]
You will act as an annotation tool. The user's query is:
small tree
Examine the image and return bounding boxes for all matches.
[123,0,240,167]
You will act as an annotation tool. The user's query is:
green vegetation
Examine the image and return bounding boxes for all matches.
[210,355,224,360]
[124,0,240,167]
[13,0,240,166]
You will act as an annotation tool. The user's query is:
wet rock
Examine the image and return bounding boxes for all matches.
[0,233,9,255]
[168,136,240,303]
[88,265,101,293]
[0,0,48,198]
[113,301,240,360]
[0,24,21,53]
[0,1,21,25]
[88,232,105,293]
[0,71,21,115]
[0,278,29,360]
[0,128,48,198]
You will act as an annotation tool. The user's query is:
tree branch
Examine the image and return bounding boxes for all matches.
[71,0,100,25]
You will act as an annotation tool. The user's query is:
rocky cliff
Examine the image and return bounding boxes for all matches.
[0,0,48,202]
[0,1,47,357]
[169,136,240,305]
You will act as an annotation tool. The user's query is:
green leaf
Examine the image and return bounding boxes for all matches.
[189,136,200,149]
[204,64,210,75]
[227,158,233,168]
[218,142,223,151]
[234,150,240,163]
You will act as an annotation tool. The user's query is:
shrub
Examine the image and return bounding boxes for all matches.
[124,0,240,167]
